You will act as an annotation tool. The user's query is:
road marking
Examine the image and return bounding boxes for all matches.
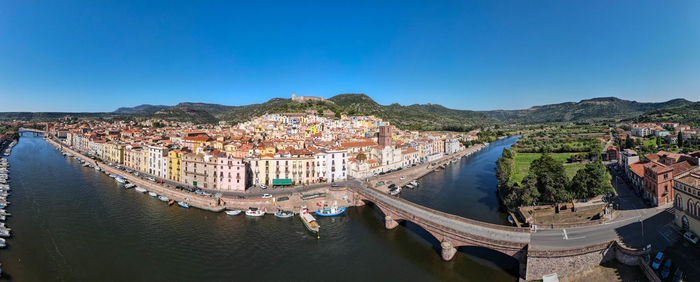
[563,229,568,240]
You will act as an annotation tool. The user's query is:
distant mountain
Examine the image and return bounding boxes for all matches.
[631,102,700,127]
[483,97,694,123]
[171,102,234,115]
[113,104,169,115]
[6,95,697,130]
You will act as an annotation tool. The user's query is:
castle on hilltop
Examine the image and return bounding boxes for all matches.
[291,94,335,104]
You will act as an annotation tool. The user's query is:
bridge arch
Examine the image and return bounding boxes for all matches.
[357,196,528,262]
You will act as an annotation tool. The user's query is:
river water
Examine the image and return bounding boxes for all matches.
[0,134,518,281]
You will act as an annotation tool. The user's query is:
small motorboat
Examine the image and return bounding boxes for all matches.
[315,204,346,217]
[168,200,175,206]
[124,183,135,189]
[245,207,266,217]
[134,187,147,193]
[115,176,126,183]
[274,210,294,218]
[148,191,157,197]
[0,238,5,248]
[410,180,419,186]
[158,195,169,202]
[225,210,242,216]
[178,201,189,208]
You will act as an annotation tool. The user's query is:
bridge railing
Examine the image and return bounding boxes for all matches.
[358,187,532,233]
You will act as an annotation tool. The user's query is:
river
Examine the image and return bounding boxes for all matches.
[0,134,519,281]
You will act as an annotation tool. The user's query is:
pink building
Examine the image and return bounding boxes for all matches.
[216,154,247,191]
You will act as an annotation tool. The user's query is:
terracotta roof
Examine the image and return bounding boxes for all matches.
[671,161,694,176]
[629,162,646,178]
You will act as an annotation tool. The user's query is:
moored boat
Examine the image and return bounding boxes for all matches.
[124,183,135,189]
[299,207,320,237]
[225,210,242,216]
[148,191,157,197]
[178,201,189,208]
[315,201,346,217]
[158,195,169,202]
[134,187,147,193]
[245,207,266,217]
[274,210,294,218]
[168,200,175,206]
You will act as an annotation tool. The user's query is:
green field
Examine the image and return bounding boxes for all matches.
[512,153,585,183]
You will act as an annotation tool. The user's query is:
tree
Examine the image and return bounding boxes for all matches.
[625,136,634,149]
[678,131,684,147]
[569,160,614,199]
[529,153,570,204]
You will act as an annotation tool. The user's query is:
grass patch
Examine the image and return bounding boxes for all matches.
[512,153,584,183]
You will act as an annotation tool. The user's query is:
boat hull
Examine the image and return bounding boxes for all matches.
[315,207,346,217]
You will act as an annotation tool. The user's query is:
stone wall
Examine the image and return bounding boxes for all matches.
[525,241,645,281]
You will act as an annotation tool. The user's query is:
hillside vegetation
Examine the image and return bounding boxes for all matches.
[483,97,692,123]
[631,102,700,127]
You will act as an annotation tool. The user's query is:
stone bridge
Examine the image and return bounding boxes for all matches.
[353,185,532,261]
[19,128,45,136]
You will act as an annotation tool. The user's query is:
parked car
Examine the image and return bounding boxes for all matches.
[331,183,339,187]
[661,259,672,279]
[400,176,406,180]
[156,180,163,184]
[236,195,245,199]
[262,194,272,199]
[672,267,684,282]
[147,177,156,182]
[651,251,664,270]
[683,231,699,244]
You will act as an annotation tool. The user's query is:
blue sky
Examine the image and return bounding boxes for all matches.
[1,1,699,112]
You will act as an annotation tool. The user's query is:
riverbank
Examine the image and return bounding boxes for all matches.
[369,143,487,193]
[45,136,355,213]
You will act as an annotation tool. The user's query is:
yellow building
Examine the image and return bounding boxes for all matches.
[168,150,184,182]
[105,143,124,164]
[140,149,149,173]
[674,169,700,235]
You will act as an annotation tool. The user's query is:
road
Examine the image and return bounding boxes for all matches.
[529,165,675,250]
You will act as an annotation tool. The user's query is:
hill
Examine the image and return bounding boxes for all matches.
[113,104,169,115]
[631,102,700,127]
[483,97,693,123]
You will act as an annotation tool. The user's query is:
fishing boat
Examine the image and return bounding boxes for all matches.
[148,191,157,197]
[245,207,266,217]
[124,183,135,189]
[299,207,320,236]
[134,187,147,193]
[158,195,169,202]
[315,202,346,217]
[225,210,242,216]
[274,210,294,218]
[115,176,126,183]
[168,200,175,206]
[178,201,190,208]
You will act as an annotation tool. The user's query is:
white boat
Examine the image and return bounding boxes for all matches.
[410,180,419,186]
[158,195,169,202]
[245,207,266,217]
[148,191,157,197]
[178,201,189,208]
[134,187,147,193]
[0,238,5,248]
[0,229,10,238]
[115,176,126,183]
[225,210,242,216]
[124,183,135,189]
